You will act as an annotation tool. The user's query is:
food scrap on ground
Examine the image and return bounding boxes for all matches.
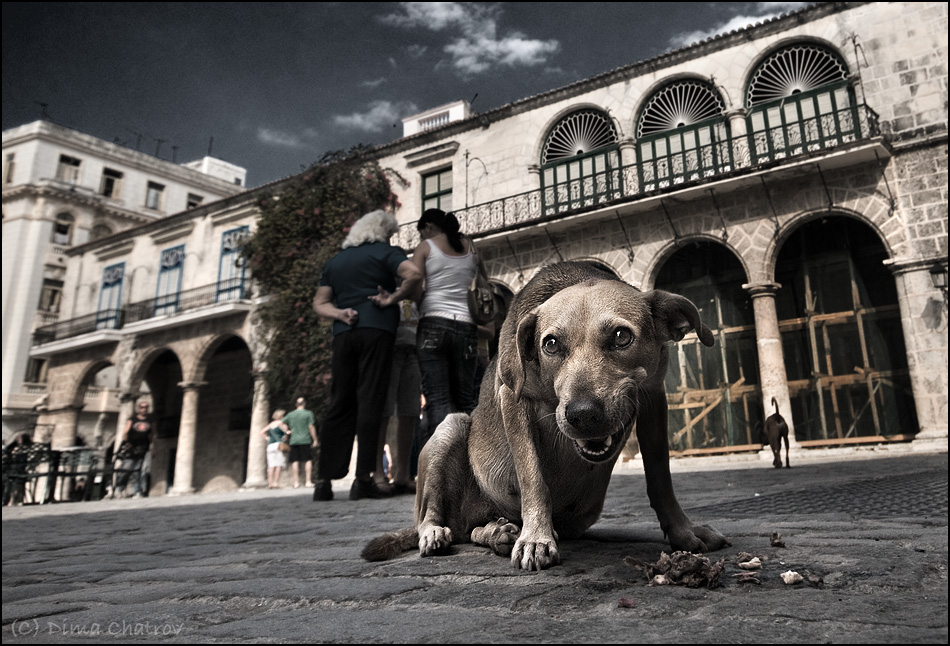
[770,532,786,547]
[624,551,726,589]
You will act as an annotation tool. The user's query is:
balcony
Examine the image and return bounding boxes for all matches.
[30,279,251,356]
[395,104,884,249]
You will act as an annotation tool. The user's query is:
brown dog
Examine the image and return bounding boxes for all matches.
[363,261,730,570]
[763,396,790,468]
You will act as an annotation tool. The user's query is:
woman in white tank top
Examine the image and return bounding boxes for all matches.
[411,209,480,444]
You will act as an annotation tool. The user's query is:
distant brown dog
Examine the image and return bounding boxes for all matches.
[762,397,790,468]
[363,261,730,570]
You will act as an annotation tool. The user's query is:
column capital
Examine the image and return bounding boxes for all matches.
[742,281,781,298]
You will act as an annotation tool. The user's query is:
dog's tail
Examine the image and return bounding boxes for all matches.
[361,528,419,562]
[771,396,779,414]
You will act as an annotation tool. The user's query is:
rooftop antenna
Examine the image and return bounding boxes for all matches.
[154,137,166,158]
[171,145,178,163]
[34,102,49,119]
[207,136,214,156]
[126,128,143,150]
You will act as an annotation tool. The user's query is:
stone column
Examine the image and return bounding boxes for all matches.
[168,381,206,496]
[242,376,270,489]
[744,282,799,450]
[884,257,949,451]
[725,108,748,169]
[50,404,82,449]
[114,393,138,453]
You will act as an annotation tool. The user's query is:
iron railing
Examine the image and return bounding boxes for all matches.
[32,279,248,346]
[395,104,880,249]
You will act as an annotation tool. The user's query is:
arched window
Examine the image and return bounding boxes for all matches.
[51,213,74,245]
[745,43,856,164]
[540,109,621,215]
[635,80,730,190]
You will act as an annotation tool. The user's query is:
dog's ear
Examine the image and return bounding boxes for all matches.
[646,290,715,347]
[498,309,538,400]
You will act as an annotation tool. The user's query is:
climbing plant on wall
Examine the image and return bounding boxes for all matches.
[242,146,399,420]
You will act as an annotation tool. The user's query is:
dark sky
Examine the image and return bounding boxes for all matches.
[2,2,805,188]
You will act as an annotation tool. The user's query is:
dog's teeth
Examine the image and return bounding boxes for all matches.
[603,436,612,448]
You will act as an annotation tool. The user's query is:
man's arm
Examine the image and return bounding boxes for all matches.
[313,285,358,326]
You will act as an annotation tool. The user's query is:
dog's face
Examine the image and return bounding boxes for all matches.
[504,279,713,464]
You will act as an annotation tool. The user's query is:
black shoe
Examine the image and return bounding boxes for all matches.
[349,478,391,500]
[313,480,333,501]
[391,481,416,496]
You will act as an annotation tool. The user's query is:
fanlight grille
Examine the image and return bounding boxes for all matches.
[637,81,725,137]
[541,110,619,165]
[747,44,849,106]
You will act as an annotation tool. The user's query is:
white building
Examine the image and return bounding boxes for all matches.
[2,120,247,443]
[29,2,947,497]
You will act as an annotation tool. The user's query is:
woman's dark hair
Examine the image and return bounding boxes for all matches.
[418,208,464,253]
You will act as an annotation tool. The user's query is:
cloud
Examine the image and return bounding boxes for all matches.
[332,100,420,133]
[668,2,809,49]
[256,127,304,148]
[380,2,559,76]
[361,78,388,89]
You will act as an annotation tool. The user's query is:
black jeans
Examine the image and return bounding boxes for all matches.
[416,316,478,442]
[318,328,395,481]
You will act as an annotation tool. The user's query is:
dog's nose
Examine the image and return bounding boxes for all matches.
[565,399,605,433]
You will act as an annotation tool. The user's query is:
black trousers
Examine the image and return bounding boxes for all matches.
[317,328,395,481]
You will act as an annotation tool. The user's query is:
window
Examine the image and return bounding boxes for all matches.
[422,168,453,212]
[145,181,165,210]
[96,263,124,329]
[155,245,185,315]
[217,226,249,301]
[25,358,49,384]
[745,44,855,164]
[540,110,621,215]
[186,193,204,209]
[635,80,731,189]
[38,279,64,314]
[3,153,14,184]
[99,168,124,198]
[51,213,74,245]
[56,155,81,184]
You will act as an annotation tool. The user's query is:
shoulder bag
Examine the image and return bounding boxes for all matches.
[466,239,497,326]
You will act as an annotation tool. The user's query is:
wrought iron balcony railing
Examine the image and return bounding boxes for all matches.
[32,278,249,347]
[395,104,881,250]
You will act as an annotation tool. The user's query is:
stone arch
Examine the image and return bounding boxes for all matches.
[191,333,255,492]
[771,213,918,443]
[766,203,899,284]
[640,233,751,292]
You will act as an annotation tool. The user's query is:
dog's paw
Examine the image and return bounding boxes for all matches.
[471,517,520,557]
[511,534,561,571]
[669,524,731,553]
[419,526,453,557]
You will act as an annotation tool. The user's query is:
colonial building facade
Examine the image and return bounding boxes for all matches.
[2,120,247,448]
[30,2,947,496]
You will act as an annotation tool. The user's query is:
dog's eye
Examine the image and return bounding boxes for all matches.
[542,335,562,356]
[612,327,634,349]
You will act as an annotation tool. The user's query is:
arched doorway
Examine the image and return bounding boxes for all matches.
[654,243,761,453]
[774,216,918,444]
[194,335,254,492]
[141,350,184,495]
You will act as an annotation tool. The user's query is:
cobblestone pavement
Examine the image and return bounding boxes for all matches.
[2,448,947,643]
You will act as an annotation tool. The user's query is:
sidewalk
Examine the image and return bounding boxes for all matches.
[2,448,947,643]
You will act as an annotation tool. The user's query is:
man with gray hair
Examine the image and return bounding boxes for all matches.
[312,209,422,501]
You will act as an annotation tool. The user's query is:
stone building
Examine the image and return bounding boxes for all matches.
[30,2,947,497]
[2,120,247,447]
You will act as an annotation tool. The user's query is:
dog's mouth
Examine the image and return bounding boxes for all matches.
[572,428,627,463]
